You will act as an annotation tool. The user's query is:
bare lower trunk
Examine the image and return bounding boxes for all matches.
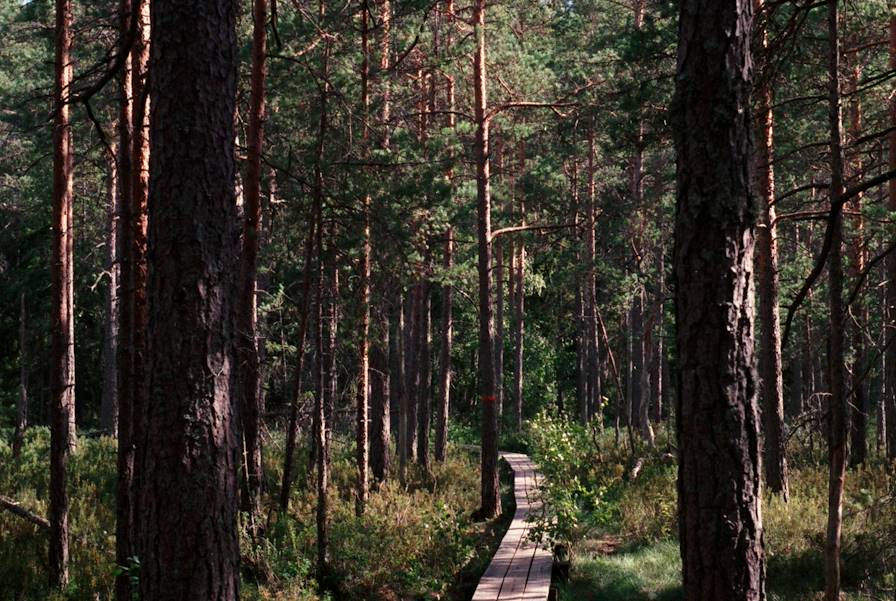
[137,0,241,595]
[435,230,453,462]
[404,285,419,463]
[417,280,432,470]
[13,293,28,457]
[100,148,119,435]
[754,2,789,496]
[673,0,766,597]
[236,0,269,521]
[885,14,896,461]
[370,306,390,482]
[473,0,500,519]
[824,4,848,599]
[50,0,74,585]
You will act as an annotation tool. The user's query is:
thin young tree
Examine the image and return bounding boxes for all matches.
[237,0,269,521]
[673,0,766,599]
[136,0,241,597]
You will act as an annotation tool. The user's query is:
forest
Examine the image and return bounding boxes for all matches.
[0,0,894,599]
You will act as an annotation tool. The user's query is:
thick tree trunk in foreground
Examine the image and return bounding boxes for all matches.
[473,0,500,519]
[436,230,453,462]
[237,0,268,520]
[823,3,848,599]
[673,1,766,599]
[754,1,789,497]
[136,1,240,598]
[50,0,74,585]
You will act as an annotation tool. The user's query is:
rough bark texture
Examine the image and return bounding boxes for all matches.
[473,0,500,519]
[754,1,789,497]
[672,1,766,599]
[823,3,848,599]
[49,0,74,585]
[136,1,241,598]
[237,0,268,520]
[436,230,453,462]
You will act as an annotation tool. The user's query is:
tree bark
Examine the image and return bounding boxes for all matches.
[846,65,867,468]
[754,0,789,497]
[13,292,28,457]
[512,143,526,430]
[405,285,419,464]
[136,0,241,597]
[237,0,268,521]
[49,0,74,585]
[356,0,372,516]
[100,147,119,436]
[436,229,453,462]
[417,278,432,470]
[495,237,505,417]
[823,3,848,599]
[673,0,766,598]
[370,305,390,482]
[473,0,500,519]
[885,13,896,461]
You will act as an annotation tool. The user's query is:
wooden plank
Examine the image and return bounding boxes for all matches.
[471,452,553,601]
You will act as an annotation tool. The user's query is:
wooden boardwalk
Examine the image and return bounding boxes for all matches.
[472,452,553,601]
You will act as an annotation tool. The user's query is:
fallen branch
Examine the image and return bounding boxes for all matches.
[0,495,50,530]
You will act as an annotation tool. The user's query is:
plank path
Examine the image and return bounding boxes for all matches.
[472,452,553,601]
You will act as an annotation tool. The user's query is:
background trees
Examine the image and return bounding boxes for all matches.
[0,0,894,599]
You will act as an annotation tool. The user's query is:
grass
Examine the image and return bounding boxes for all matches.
[521,415,896,601]
[0,426,516,601]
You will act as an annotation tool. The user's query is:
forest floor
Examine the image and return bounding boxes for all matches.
[517,415,896,601]
[0,425,516,601]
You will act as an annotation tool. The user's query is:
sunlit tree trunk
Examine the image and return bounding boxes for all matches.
[49,0,74,585]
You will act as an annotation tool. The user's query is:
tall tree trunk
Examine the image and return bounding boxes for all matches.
[355,0,372,516]
[370,306,390,482]
[436,229,453,462]
[824,3,848,599]
[279,214,316,510]
[417,279,432,469]
[885,13,896,461]
[137,0,240,596]
[846,65,867,467]
[49,0,74,585]
[473,0,500,519]
[237,0,268,521]
[754,0,789,497]
[585,131,601,428]
[404,285,419,463]
[114,2,135,598]
[315,212,329,584]
[101,147,119,436]
[495,238,505,417]
[13,292,28,457]
[395,293,408,483]
[512,143,526,430]
[673,0,766,598]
